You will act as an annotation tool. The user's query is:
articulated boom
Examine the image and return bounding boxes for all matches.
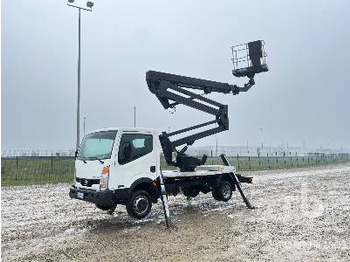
[146,40,268,172]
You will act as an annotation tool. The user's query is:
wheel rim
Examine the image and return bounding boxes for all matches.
[222,183,232,199]
[133,195,149,215]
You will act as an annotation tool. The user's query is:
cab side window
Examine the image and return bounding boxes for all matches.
[118,134,153,165]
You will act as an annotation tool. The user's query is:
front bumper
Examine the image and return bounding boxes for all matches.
[69,186,116,207]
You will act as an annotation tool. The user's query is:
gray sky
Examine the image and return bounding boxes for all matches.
[2,0,350,151]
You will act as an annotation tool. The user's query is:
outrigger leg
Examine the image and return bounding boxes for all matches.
[159,171,172,228]
[220,154,255,209]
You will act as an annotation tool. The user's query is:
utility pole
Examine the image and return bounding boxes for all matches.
[133,106,137,128]
[67,0,94,150]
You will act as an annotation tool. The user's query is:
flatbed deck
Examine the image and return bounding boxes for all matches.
[162,165,236,178]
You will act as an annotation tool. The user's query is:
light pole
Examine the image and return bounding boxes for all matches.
[67,0,94,150]
[133,106,137,128]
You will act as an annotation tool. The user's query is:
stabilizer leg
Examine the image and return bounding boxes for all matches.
[159,172,172,228]
[220,154,255,209]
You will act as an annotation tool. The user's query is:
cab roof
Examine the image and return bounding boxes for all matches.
[84,127,159,136]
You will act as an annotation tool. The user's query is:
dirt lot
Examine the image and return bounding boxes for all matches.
[2,164,350,261]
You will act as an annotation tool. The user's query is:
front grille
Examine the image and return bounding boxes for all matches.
[76,178,100,187]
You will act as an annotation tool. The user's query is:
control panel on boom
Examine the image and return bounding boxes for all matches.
[146,40,268,172]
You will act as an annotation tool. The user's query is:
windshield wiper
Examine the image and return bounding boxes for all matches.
[77,157,87,163]
[86,157,105,164]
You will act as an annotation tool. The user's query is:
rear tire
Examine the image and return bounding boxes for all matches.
[217,180,233,202]
[126,190,152,219]
[212,188,221,201]
[212,180,233,202]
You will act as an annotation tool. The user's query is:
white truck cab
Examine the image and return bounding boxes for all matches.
[74,127,161,190]
[70,127,163,217]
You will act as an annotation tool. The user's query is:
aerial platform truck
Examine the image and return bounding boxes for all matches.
[69,40,268,226]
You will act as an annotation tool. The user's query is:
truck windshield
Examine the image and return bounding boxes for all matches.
[78,130,117,161]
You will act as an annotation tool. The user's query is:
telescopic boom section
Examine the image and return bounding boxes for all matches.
[147,71,253,172]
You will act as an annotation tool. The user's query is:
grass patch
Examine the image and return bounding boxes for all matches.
[1,157,74,186]
[1,175,73,187]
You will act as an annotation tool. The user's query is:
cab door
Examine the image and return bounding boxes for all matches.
[110,132,157,190]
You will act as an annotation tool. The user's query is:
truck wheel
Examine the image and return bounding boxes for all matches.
[216,180,233,202]
[126,190,152,219]
[212,188,221,201]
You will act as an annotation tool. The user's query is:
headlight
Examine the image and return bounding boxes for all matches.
[100,166,110,190]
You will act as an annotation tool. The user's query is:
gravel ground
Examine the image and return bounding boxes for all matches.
[2,164,350,261]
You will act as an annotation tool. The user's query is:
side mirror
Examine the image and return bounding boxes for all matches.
[74,150,79,159]
[123,142,132,161]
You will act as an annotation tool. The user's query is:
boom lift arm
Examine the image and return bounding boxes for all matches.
[146,40,268,172]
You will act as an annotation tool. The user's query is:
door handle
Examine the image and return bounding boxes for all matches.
[150,166,156,173]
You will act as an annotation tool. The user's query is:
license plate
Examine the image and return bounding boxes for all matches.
[77,192,84,199]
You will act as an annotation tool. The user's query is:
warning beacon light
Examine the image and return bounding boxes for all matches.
[231,40,268,78]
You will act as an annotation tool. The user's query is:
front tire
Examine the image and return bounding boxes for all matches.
[126,190,152,219]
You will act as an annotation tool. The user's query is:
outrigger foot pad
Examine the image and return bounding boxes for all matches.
[108,206,117,215]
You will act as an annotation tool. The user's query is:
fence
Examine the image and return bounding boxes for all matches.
[205,154,350,171]
[1,155,74,186]
[159,153,350,171]
[1,151,350,186]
